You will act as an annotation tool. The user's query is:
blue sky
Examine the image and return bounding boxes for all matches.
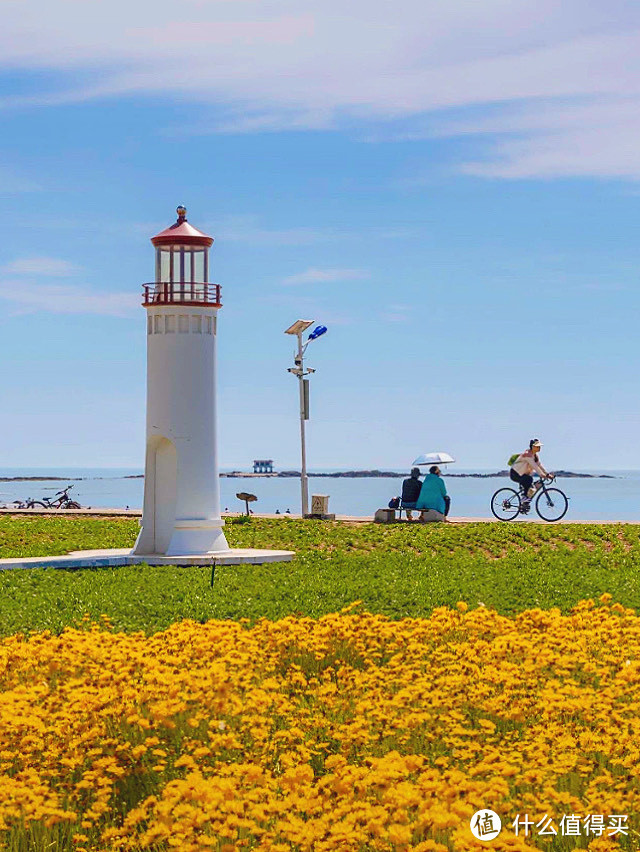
[1,0,640,471]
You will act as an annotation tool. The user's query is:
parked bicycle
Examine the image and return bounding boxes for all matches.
[40,485,82,510]
[491,475,569,522]
[8,485,82,510]
[11,496,46,509]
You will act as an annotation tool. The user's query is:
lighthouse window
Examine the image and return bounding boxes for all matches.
[160,249,170,283]
[183,251,191,284]
[205,316,212,334]
[147,316,153,335]
[193,250,205,283]
[178,315,189,333]
[191,315,202,333]
[154,315,162,334]
[165,314,175,333]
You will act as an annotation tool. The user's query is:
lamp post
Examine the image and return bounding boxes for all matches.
[285,320,327,516]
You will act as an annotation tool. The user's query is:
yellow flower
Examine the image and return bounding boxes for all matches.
[1,601,640,850]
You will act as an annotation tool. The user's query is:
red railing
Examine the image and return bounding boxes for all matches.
[142,282,222,307]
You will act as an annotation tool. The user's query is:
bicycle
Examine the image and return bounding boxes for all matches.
[491,475,569,522]
[40,485,82,510]
[11,497,47,509]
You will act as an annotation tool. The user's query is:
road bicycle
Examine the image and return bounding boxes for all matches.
[491,475,569,522]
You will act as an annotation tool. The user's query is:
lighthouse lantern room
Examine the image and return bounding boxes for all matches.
[134,206,229,557]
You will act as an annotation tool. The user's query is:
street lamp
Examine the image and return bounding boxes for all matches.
[284,320,327,516]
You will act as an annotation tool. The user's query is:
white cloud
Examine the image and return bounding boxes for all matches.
[427,97,640,179]
[282,267,370,286]
[0,280,138,317]
[3,257,79,276]
[2,1,640,177]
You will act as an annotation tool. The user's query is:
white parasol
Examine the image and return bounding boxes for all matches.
[412,451,456,466]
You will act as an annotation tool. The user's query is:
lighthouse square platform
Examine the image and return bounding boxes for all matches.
[0,547,294,571]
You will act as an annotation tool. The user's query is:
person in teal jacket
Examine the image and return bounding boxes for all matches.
[416,465,451,519]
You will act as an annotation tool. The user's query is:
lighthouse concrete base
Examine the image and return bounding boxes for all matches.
[0,547,294,571]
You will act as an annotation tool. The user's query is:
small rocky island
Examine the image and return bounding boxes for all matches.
[223,469,614,479]
[1,469,615,482]
[447,470,614,479]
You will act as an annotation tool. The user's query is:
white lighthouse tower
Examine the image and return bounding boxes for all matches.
[0,204,295,572]
[134,206,229,557]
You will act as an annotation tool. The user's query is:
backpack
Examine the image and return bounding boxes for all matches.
[388,496,400,509]
[507,453,520,467]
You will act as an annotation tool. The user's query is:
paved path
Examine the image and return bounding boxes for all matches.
[0,507,637,524]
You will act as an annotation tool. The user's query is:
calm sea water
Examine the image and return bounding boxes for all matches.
[1,468,639,521]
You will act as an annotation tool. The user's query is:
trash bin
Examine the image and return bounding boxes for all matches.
[311,494,329,515]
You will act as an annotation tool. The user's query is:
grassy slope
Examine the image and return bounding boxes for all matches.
[1,516,640,635]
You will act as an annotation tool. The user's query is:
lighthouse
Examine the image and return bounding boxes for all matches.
[134,206,229,557]
[0,205,295,571]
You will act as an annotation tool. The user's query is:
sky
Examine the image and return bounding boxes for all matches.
[1,0,640,472]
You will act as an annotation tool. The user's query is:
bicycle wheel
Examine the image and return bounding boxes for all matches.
[491,488,521,521]
[28,501,47,509]
[65,501,81,509]
[535,487,568,522]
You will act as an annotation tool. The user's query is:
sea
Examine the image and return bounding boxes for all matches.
[1,468,639,521]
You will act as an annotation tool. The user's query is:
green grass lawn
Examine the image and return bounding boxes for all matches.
[1,515,640,635]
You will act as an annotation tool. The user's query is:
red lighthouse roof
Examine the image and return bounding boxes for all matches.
[151,206,214,247]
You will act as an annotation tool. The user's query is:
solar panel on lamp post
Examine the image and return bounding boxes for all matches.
[284,320,326,517]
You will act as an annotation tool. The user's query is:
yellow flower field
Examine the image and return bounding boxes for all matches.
[1,598,639,851]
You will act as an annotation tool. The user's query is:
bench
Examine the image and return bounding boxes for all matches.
[400,505,445,522]
[397,500,418,521]
[376,505,445,523]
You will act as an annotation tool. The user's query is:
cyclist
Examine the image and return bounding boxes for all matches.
[510,439,553,507]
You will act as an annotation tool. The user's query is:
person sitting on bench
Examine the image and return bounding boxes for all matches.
[416,465,450,521]
[400,467,422,520]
